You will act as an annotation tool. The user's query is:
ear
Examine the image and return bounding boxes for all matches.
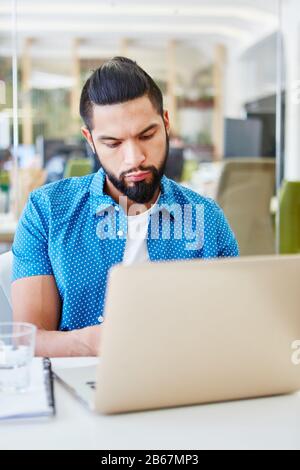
[163,110,170,135]
[81,126,96,153]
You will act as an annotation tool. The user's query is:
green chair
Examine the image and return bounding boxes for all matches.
[0,171,10,213]
[64,158,93,178]
[181,159,199,183]
[0,171,9,192]
[279,181,300,254]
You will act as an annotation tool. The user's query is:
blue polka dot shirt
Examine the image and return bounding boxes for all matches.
[12,168,239,331]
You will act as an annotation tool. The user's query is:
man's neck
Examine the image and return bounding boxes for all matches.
[104,177,160,214]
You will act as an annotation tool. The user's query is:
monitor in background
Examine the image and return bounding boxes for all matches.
[245,92,282,160]
[36,136,87,167]
[36,137,64,167]
[224,118,263,158]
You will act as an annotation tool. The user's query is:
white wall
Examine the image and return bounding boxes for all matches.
[179,107,213,143]
[224,32,278,119]
[0,112,10,149]
[282,0,300,181]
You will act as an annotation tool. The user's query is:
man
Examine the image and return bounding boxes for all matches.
[12,57,239,357]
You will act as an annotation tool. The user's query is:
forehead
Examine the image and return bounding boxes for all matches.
[91,95,162,137]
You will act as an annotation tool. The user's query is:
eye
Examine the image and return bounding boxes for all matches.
[105,142,121,149]
[140,133,155,141]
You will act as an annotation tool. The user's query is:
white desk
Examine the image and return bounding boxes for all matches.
[1,357,300,450]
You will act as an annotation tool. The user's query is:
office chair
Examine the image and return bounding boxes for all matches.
[216,158,276,256]
[280,181,300,254]
[64,158,93,178]
[0,170,10,213]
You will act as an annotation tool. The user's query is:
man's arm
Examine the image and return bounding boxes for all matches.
[12,275,102,357]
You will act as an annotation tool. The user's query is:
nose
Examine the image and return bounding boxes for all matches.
[123,140,146,168]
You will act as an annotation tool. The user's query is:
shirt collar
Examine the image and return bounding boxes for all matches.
[89,167,177,220]
[89,168,115,216]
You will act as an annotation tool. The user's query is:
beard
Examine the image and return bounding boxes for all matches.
[100,132,169,204]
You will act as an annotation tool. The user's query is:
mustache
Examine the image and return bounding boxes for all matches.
[120,166,158,180]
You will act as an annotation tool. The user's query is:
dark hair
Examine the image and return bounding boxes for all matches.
[79,56,164,129]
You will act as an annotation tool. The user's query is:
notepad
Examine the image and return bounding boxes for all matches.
[0,357,55,420]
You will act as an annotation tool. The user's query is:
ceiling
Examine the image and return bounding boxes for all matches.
[0,0,278,49]
[0,0,279,84]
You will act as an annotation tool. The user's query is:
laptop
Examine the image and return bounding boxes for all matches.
[54,255,300,414]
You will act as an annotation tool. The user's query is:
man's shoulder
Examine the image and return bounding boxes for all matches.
[30,173,96,204]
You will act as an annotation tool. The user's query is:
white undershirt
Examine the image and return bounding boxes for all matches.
[122,194,160,266]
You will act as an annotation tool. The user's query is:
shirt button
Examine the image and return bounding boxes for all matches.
[115,206,120,212]
[98,315,104,324]
[117,230,124,237]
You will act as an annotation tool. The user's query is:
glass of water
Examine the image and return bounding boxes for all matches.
[0,322,36,392]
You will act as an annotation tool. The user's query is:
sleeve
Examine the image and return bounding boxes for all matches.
[12,190,54,281]
[214,202,239,258]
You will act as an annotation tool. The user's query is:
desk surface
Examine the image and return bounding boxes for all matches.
[1,357,300,450]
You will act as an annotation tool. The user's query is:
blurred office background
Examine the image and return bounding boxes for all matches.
[1,0,299,256]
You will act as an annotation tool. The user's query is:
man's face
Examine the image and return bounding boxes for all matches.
[82,95,170,204]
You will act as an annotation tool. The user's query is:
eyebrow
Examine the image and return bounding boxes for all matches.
[97,123,159,142]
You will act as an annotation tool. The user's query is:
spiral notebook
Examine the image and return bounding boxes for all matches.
[0,357,55,420]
